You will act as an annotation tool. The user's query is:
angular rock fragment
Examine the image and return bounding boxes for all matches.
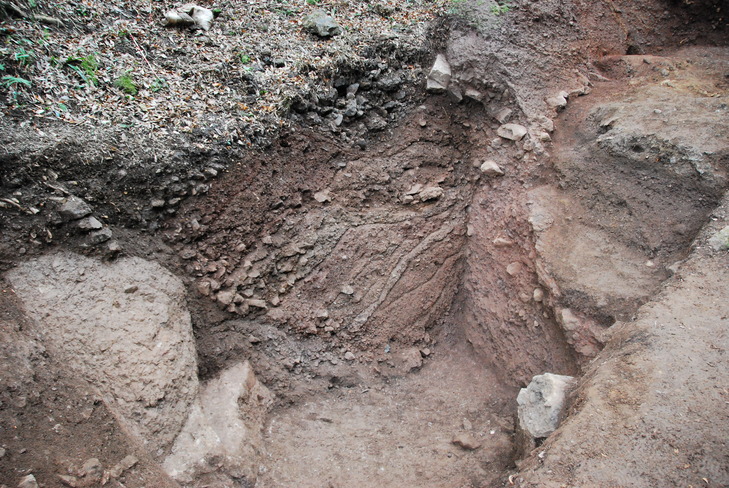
[18,474,39,488]
[497,123,528,141]
[109,455,139,478]
[480,160,504,177]
[426,54,452,94]
[546,93,568,110]
[77,216,103,231]
[314,190,331,203]
[494,107,513,124]
[87,228,112,245]
[419,186,444,201]
[59,196,92,220]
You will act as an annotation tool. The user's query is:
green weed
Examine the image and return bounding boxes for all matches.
[1,75,31,88]
[150,77,168,92]
[490,2,510,15]
[65,53,99,86]
[114,72,138,95]
[14,47,35,66]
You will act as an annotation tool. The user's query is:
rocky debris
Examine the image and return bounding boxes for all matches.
[378,72,404,92]
[516,373,574,454]
[17,475,38,488]
[163,361,273,485]
[314,189,332,203]
[494,108,513,124]
[480,160,505,177]
[109,455,139,478]
[6,253,199,455]
[497,123,528,141]
[506,262,522,276]
[81,458,103,482]
[303,10,342,38]
[426,54,452,94]
[76,216,103,231]
[59,197,92,221]
[545,91,569,110]
[216,288,237,306]
[165,4,214,31]
[57,475,79,487]
[87,227,112,245]
[463,87,484,103]
[536,115,554,133]
[419,186,444,202]
[451,433,482,450]
[396,347,424,373]
[709,225,729,251]
[447,85,463,103]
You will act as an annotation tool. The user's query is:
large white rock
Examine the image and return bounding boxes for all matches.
[7,253,274,485]
[426,54,452,94]
[517,373,574,439]
[164,361,273,485]
[7,253,198,453]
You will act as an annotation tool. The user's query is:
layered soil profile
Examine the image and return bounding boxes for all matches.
[0,0,727,487]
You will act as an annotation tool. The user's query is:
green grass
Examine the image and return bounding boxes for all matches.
[65,53,100,86]
[490,2,510,15]
[114,73,138,95]
[1,75,31,88]
[14,47,35,66]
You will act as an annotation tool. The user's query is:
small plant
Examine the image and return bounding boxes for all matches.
[447,0,468,15]
[1,75,31,88]
[240,53,252,64]
[150,77,167,92]
[306,0,320,5]
[490,2,510,15]
[80,54,99,81]
[14,47,35,66]
[114,72,138,95]
[65,53,99,86]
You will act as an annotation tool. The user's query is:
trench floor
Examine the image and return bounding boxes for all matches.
[256,340,517,488]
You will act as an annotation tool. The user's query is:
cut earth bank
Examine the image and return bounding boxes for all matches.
[0,0,728,487]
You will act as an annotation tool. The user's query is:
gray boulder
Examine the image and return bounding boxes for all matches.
[303,10,341,38]
[516,373,574,456]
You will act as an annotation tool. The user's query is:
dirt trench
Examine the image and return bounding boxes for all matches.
[1,1,729,487]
